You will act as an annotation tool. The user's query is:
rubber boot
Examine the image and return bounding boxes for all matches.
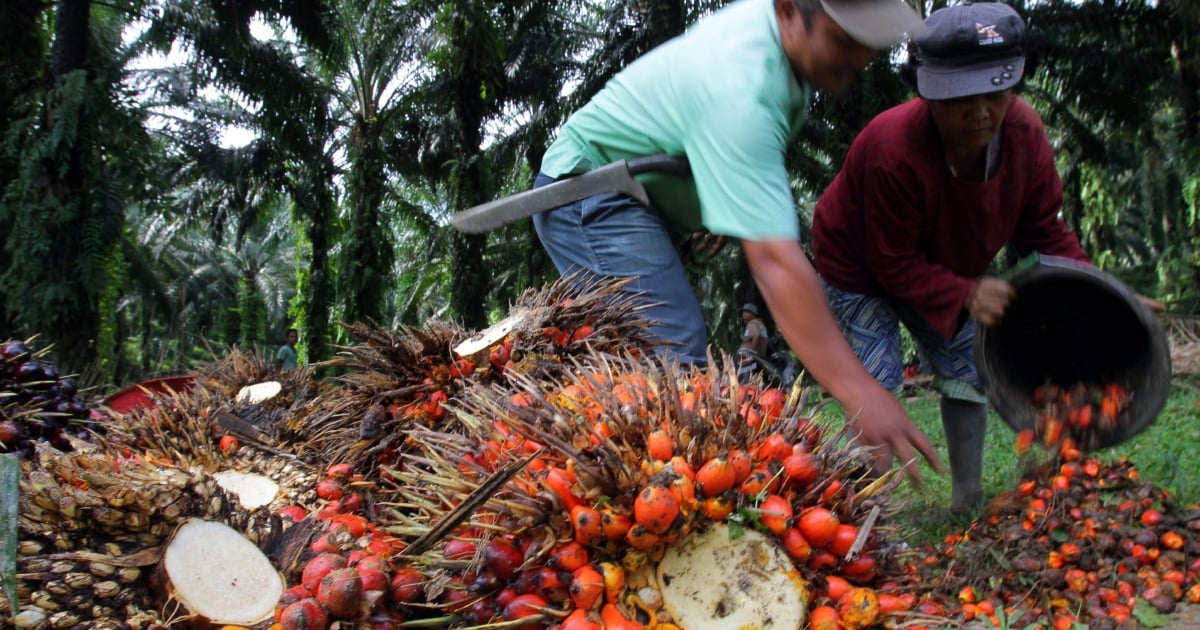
[940,398,988,512]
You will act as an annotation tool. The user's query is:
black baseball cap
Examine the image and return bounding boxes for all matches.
[820,0,928,49]
[913,2,1026,100]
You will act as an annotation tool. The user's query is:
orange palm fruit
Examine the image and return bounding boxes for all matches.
[808,605,840,630]
[599,508,632,540]
[838,587,881,630]
[700,494,735,521]
[634,485,680,535]
[695,456,736,497]
[569,565,605,610]
[798,506,840,548]
[646,429,674,462]
[757,494,793,536]
[570,504,604,545]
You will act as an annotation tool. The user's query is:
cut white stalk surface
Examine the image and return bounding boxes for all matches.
[212,470,280,510]
[161,519,284,625]
[656,523,810,630]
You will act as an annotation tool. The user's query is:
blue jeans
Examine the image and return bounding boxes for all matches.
[820,279,983,400]
[532,173,708,365]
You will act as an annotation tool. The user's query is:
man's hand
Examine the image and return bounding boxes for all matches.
[689,231,727,259]
[843,386,944,484]
[966,277,1016,326]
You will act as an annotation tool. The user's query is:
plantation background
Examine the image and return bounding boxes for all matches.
[1,0,1198,392]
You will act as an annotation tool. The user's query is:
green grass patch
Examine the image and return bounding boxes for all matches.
[815,376,1200,546]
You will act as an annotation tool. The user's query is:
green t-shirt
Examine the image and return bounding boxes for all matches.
[540,0,811,240]
[276,344,298,370]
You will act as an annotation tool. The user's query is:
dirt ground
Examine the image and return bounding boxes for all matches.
[1169,603,1200,629]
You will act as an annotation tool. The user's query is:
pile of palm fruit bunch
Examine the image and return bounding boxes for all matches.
[0,338,95,458]
[9,270,1199,629]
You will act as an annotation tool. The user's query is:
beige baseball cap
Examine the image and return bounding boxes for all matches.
[820,0,928,49]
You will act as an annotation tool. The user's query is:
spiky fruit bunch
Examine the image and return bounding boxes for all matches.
[0,337,95,457]
[371,349,901,628]
[281,276,665,483]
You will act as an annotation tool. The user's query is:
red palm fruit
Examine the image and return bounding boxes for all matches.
[756,433,793,462]
[646,429,674,462]
[570,504,604,545]
[666,456,695,480]
[543,467,582,511]
[782,448,819,487]
[739,467,771,497]
[822,575,852,601]
[504,593,547,627]
[449,359,474,378]
[758,494,793,536]
[302,553,348,593]
[485,538,525,580]
[798,507,840,548]
[279,505,308,522]
[218,434,239,455]
[443,538,476,560]
[316,478,345,501]
[625,523,663,550]
[326,463,354,479]
[727,448,753,484]
[599,508,632,540]
[757,388,786,421]
[279,597,330,630]
[877,592,910,614]
[560,608,602,630]
[534,566,570,603]
[828,523,860,557]
[634,485,680,535]
[695,456,737,497]
[276,584,309,621]
[316,567,363,619]
[840,555,878,583]
[549,541,589,572]
[807,548,839,571]
[808,605,840,630]
[570,565,605,610]
[780,527,813,563]
[600,603,642,630]
[357,567,388,593]
[669,474,697,513]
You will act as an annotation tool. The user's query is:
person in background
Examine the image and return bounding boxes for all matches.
[811,3,1090,510]
[532,0,942,482]
[275,328,299,371]
[739,303,769,357]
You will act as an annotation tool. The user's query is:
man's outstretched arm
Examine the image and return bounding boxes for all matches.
[743,238,944,482]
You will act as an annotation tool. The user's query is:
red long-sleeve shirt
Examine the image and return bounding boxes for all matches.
[812,97,1089,339]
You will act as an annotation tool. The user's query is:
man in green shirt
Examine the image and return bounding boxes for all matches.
[274,328,299,371]
[534,0,943,481]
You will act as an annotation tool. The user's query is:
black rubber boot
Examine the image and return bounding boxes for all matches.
[940,398,988,512]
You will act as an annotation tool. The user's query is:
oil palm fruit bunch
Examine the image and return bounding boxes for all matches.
[281,274,664,485]
[367,348,903,630]
[1,337,95,458]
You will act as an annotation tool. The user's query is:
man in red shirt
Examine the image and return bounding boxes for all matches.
[812,3,1089,510]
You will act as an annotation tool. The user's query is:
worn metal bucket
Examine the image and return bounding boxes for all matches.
[974,256,1171,449]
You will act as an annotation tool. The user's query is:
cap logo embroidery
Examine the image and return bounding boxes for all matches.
[975,22,1004,45]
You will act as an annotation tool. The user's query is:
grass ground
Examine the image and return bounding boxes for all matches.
[814,375,1200,546]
